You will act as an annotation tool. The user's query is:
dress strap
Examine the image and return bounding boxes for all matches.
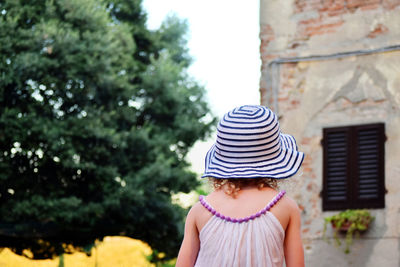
[199,190,286,223]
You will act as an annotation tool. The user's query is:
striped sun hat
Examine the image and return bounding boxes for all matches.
[202,105,304,179]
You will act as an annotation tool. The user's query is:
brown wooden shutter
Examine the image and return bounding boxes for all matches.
[323,127,351,210]
[353,124,385,208]
[322,123,385,211]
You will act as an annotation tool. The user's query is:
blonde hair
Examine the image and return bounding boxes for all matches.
[208,177,278,198]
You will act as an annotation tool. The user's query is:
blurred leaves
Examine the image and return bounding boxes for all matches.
[0,0,215,261]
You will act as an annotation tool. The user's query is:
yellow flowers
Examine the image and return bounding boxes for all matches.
[0,236,156,267]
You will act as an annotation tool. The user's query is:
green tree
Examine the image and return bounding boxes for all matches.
[0,0,214,261]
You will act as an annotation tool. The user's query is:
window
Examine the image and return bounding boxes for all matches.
[322,123,385,211]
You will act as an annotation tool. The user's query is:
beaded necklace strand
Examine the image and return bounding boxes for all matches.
[199,190,286,223]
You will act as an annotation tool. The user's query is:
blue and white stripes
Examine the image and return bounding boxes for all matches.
[202,105,304,179]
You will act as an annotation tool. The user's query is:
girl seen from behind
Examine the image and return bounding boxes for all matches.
[176,105,305,267]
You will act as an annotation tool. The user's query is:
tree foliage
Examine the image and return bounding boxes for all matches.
[0,0,214,260]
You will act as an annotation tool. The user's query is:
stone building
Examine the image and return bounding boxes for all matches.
[259,1,400,266]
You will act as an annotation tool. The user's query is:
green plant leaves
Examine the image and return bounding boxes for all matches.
[322,209,374,253]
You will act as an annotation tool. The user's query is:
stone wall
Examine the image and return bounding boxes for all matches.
[259,1,400,266]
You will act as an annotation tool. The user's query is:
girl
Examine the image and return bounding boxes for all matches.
[176,105,305,267]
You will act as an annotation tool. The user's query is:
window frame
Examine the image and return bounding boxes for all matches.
[322,123,385,211]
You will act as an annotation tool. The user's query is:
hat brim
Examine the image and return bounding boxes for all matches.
[201,133,305,179]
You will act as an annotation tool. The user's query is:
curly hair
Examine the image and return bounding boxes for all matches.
[208,177,279,198]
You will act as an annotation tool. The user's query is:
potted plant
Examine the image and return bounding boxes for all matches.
[323,209,374,253]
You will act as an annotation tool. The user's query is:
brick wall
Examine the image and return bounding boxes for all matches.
[260,0,400,103]
[260,1,400,265]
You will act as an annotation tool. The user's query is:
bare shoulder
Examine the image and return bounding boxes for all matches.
[280,194,302,220]
[185,201,203,224]
[281,195,300,210]
[187,200,213,233]
[188,201,204,217]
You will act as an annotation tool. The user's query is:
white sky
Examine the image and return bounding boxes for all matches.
[142,0,261,174]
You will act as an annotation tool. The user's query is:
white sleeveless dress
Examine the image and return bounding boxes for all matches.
[194,191,286,267]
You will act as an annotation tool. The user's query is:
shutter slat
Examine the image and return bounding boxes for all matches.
[359,144,378,151]
[327,157,347,163]
[358,139,378,145]
[359,184,378,190]
[358,159,378,165]
[327,171,347,176]
[358,131,377,136]
[358,174,379,181]
[327,176,347,182]
[359,168,378,174]
[327,162,347,168]
[327,181,346,186]
[359,165,378,170]
[326,147,346,153]
[359,154,377,160]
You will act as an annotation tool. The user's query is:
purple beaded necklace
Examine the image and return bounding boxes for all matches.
[199,190,286,223]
